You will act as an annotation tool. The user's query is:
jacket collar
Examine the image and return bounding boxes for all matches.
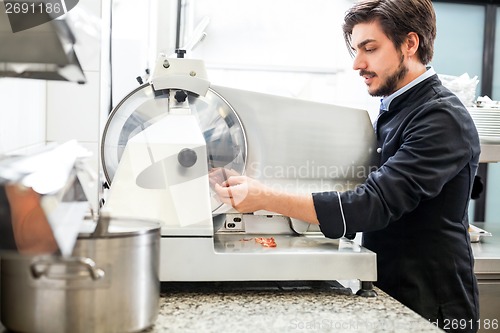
[380,66,436,112]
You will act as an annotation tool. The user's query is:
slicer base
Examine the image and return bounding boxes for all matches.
[158,234,377,284]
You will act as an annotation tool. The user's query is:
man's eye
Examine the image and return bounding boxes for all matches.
[366,48,375,53]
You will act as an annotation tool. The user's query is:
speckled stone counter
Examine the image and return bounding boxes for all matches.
[146,281,442,333]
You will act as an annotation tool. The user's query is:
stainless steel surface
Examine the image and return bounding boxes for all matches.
[472,222,500,331]
[480,144,500,163]
[476,281,500,331]
[159,236,377,282]
[101,83,247,211]
[159,214,377,282]
[0,12,85,83]
[0,218,161,333]
[218,213,300,235]
[211,85,378,187]
[102,56,378,284]
[473,222,500,274]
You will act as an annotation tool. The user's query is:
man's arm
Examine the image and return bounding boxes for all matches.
[5,185,58,254]
[214,176,319,224]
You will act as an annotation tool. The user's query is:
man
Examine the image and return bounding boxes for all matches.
[214,0,480,332]
[0,184,58,254]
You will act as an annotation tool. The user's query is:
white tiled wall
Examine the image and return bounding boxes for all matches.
[46,72,101,153]
[45,0,107,173]
[0,1,108,221]
[0,0,107,168]
[0,79,47,155]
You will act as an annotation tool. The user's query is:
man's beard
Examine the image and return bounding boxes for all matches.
[363,54,408,97]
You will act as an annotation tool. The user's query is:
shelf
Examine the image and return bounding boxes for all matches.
[480,144,500,163]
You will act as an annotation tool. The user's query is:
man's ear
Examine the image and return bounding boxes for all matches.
[405,32,420,58]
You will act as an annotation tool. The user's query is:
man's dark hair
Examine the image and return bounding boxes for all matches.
[342,0,437,64]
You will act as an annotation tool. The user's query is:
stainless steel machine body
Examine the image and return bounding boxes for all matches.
[101,55,378,288]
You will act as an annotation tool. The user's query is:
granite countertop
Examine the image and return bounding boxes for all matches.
[146,281,442,333]
[144,223,500,333]
[0,281,442,333]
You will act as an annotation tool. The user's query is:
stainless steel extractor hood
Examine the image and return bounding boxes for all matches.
[0,9,86,83]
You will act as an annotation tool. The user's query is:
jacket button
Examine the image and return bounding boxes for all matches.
[376,148,382,153]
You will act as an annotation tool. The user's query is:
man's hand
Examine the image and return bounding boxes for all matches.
[208,167,241,189]
[214,175,270,213]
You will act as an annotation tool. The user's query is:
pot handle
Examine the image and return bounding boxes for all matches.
[30,256,105,281]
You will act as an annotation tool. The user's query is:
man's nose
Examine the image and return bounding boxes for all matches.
[352,53,366,71]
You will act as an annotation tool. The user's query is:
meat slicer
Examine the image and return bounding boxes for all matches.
[101,53,378,295]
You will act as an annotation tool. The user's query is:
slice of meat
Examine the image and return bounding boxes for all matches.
[254,237,276,248]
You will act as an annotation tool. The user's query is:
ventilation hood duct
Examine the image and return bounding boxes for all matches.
[0,11,86,84]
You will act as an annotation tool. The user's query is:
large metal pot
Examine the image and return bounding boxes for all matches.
[0,217,161,333]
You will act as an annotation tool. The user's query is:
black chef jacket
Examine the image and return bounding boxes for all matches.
[313,74,480,332]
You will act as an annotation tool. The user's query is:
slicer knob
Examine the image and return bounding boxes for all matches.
[175,49,186,58]
[178,148,197,168]
[174,90,188,103]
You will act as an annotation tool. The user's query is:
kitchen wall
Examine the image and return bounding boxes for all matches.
[47,0,109,173]
[0,0,176,212]
[0,79,46,154]
[485,6,500,224]
[0,0,109,177]
[186,0,381,119]
[110,0,177,108]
